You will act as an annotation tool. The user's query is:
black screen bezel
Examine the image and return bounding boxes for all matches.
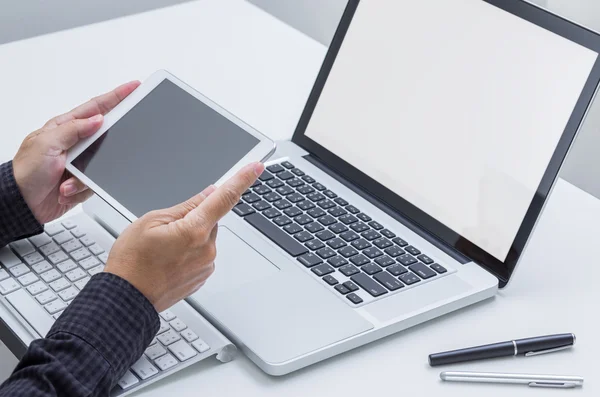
[292,0,600,287]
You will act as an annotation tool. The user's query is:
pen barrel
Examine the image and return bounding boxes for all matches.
[429,342,514,366]
[514,333,575,355]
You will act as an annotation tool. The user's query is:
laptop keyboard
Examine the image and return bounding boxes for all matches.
[233,161,450,306]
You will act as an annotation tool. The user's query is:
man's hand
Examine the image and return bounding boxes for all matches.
[12,81,141,224]
[104,162,265,312]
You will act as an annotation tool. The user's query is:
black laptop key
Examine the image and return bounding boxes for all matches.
[345,205,360,214]
[350,222,369,233]
[323,190,337,199]
[356,213,371,222]
[316,230,336,241]
[245,213,308,257]
[431,263,447,274]
[339,246,359,258]
[316,247,336,259]
[387,264,408,276]
[243,193,261,204]
[305,222,324,233]
[318,200,336,209]
[361,229,381,241]
[291,168,305,176]
[308,192,326,202]
[340,231,359,242]
[334,197,348,206]
[307,208,326,218]
[328,207,348,217]
[392,237,408,247]
[263,192,282,203]
[417,254,434,264]
[327,238,347,250]
[363,247,383,259]
[362,263,383,275]
[287,178,304,188]
[343,281,359,292]
[274,200,292,210]
[329,223,349,234]
[294,214,312,225]
[380,229,396,239]
[302,175,316,184]
[398,254,418,266]
[251,180,261,188]
[266,178,284,189]
[318,215,336,226]
[267,164,285,174]
[281,161,295,169]
[312,182,326,191]
[328,256,348,268]
[254,185,271,195]
[278,171,295,180]
[287,193,305,203]
[306,239,325,251]
[259,171,274,181]
[297,185,315,195]
[406,246,421,256]
[334,284,350,295]
[284,206,302,218]
[350,254,369,267]
[339,214,358,225]
[233,203,255,217]
[283,223,303,235]
[312,263,335,277]
[373,272,404,291]
[297,253,322,268]
[263,208,281,219]
[252,200,271,211]
[399,272,421,285]
[339,264,360,277]
[350,273,388,297]
[297,200,316,211]
[276,186,295,196]
[346,293,363,305]
[368,221,383,230]
[375,255,396,267]
[294,231,314,243]
[322,275,339,286]
[351,239,371,250]
[373,238,393,249]
[409,263,437,279]
[384,246,405,257]
[273,216,292,227]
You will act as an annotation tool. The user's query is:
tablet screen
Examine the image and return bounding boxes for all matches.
[72,79,259,218]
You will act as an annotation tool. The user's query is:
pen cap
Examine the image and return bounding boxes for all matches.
[515,333,575,354]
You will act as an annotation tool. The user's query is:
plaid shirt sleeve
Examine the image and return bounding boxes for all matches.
[0,161,43,247]
[0,273,160,397]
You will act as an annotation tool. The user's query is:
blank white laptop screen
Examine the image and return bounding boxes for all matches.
[305,0,598,261]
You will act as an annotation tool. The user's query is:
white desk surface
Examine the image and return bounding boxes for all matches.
[0,1,598,395]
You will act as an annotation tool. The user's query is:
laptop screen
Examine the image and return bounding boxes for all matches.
[294,0,600,284]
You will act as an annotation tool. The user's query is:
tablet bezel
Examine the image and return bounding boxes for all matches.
[66,69,276,222]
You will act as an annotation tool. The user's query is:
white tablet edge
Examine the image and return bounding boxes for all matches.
[65,69,276,222]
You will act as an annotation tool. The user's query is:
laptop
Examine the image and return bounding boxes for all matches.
[2,0,600,386]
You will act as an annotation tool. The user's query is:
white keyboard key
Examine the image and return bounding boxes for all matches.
[88,244,104,256]
[74,276,90,290]
[61,220,77,230]
[56,259,77,273]
[157,320,170,334]
[65,267,86,282]
[9,263,30,278]
[40,242,61,256]
[145,344,167,360]
[0,278,20,295]
[191,338,210,353]
[118,370,139,390]
[79,236,95,247]
[180,329,199,343]
[70,227,86,238]
[61,240,82,253]
[168,340,197,362]
[40,269,61,283]
[98,252,109,264]
[52,310,64,320]
[49,277,70,292]
[18,272,39,286]
[45,223,65,236]
[157,330,180,346]
[0,247,21,268]
[45,299,67,314]
[79,256,100,270]
[0,269,9,281]
[58,286,79,301]
[131,356,159,380]
[6,289,54,336]
[23,251,44,266]
[53,231,73,245]
[29,233,52,248]
[11,240,35,256]
[169,318,187,332]
[87,265,104,276]
[154,353,179,371]
[48,250,69,265]
[160,310,176,322]
[31,260,52,274]
[35,290,57,304]
[70,248,90,261]
[26,281,48,295]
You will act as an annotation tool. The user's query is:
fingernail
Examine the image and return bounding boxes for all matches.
[63,183,77,197]
[89,114,103,123]
[204,185,217,196]
[253,162,265,177]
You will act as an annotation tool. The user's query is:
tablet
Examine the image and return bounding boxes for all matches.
[66,70,275,222]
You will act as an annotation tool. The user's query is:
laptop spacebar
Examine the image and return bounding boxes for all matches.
[6,289,54,337]
[245,213,308,257]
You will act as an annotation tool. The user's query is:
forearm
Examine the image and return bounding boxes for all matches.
[0,273,159,397]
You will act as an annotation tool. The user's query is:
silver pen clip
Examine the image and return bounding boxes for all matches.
[529,382,578,389]
[525,345,572,357]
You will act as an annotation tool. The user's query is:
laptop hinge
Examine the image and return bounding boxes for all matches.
[303,154,470,265]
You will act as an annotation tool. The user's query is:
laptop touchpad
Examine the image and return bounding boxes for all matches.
[198,226,279,296]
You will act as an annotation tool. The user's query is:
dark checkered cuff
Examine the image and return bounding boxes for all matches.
[0,161,43,247]
[49,273,160,383]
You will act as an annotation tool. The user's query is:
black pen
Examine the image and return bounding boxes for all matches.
[429,333,576,366]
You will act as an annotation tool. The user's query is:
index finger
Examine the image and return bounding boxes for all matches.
[188,162,264,229]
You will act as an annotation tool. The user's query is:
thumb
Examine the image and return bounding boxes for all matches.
[47,114,103,152]
[166,185,217,220]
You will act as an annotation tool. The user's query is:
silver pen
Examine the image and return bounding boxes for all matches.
[440,371,584,388]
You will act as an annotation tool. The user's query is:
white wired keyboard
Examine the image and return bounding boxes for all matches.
[0,212,234,396]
